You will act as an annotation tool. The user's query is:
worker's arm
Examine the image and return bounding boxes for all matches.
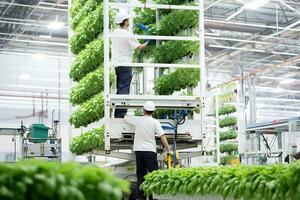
[156,121,170,151]
[128,32,148,50]
[160,135,170,151]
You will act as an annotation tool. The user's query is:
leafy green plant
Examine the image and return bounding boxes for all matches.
[134,8,156,27]
[220,130,238,141]
[70,126,105,155]
[219,104,237,116]
[70,38,104,82]
[154,41,198,63]
[69,0,86,19]
[70,67,115,105]
[70,3,104,54]
[69,93,104,128]
[142,162,300,200]
[71,0,102,30]
[220,155,239,165]
[154,68,200,95]
[0,160,129,200]
[219,92,236,104]
[220,144,238,153]
[150,8,198,36]
[219,116,237,128]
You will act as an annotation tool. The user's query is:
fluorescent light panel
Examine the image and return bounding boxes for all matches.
[47,21,64,30]
[245,0,269,9]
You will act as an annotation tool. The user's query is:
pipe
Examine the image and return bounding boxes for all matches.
[0,2,68,12]
[210,54,300,89]
[0,37,68,46]
[0,93,68,100]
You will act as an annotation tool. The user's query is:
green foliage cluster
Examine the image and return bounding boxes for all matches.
[220,144,238,153]
[220,130,238,141]
[219,92,236,104]
[219,104,236,116]
[220,155,239,165]
[70,127,105,155]
[70,38,104,82]
[69,0,86,19]
[151,8,198,36]
[70,67,104,105]
[154,41,198,63]
[154,69,199,95]
[70,67,115,106]
[0,160,129,200]
[69,93,104,128]
[134,8,156,26]
[71,0,102,30]
[219,116,237,128]
[142,162,300,200]
[70,3,104,54]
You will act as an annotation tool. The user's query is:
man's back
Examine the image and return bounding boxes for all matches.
[124,116,164,153]
[111,28,140,64]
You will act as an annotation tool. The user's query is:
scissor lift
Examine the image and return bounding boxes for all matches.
[102,0,210,163]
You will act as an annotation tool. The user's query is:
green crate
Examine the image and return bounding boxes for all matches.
[29,124,49,143]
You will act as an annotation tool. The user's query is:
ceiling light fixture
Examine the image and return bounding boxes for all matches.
[39,35,52,39]
[47,21,64,30]
[245,0,269,9]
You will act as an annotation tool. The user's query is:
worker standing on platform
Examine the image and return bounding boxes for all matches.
[124,101,171,200]
[112,11,148,118]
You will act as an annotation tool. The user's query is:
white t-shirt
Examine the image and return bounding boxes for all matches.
[124,115,165,153]
[111,28,140,65]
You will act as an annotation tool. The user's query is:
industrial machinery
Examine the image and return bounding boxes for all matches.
[242,117,300,164]
[0,120,61,162]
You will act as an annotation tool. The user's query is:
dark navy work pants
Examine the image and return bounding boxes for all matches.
[135,151,158,200]
[114,66,133,118]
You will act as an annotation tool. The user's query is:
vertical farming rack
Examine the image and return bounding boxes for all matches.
[102,0,211,162]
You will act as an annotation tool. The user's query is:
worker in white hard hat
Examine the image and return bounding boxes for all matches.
[112,11,148,118]
[124,101,170,200]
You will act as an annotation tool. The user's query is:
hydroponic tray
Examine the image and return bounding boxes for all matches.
[247,116,300,132]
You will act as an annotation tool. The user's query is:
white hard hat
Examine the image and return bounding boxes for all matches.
[115,12,130,24]
[143,101,155,111]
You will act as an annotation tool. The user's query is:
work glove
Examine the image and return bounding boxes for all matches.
[135,23,151,45]
[166,147,173,156]
[135,23,149,32]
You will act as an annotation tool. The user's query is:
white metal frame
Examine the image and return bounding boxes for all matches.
[103,0,206,153]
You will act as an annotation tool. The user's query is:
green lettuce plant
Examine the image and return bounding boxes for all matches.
[220,130,238,141]
[71,0,102,30]
[220,155,239,165]
[0,160,129,200]
[154,41,198,63]
[219,105,237,116]
[220,144,238,153]
[219,116,237,128]
[141,162,300,200]
[70,38,104,82]
[70,126,105,155]
[69,0,86,19]
[70,3,104,54]
[69,93,104,128]
[70,67,115,105]
[154,68,200,95]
